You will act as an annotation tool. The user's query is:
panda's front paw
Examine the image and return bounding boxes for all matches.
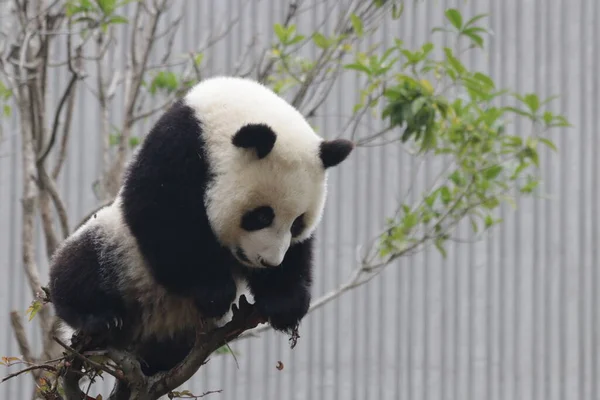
[75,313,128,348]
[192,278,237,318]
[254,287,310,333]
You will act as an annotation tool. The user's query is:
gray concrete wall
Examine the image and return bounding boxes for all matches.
[0,0,595,399]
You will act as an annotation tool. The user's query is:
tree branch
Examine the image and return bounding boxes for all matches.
[102,0,170,198]
[147,296,265,399]
[9,312,33,365]
[1,363,57,384]
[36,69,78,165]
[38,188,60,259]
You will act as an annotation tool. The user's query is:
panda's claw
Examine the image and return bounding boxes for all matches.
[112,317,124,329]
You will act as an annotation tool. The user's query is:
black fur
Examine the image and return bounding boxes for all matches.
[48,98,314,374]
[232,123,277,159]
[48,228,140,348]
[119,99,239,319]
[290,213,306,238]
[243,236,313,333]
[241,205,275,231]
[134,328,196,375]
[319,138,355,168]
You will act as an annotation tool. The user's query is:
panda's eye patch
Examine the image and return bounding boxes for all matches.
[290,213,306,237]
[241,206,274,231]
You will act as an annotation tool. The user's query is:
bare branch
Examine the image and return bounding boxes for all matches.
[38,189,60,259]
[17,87,53,336]
[1,363,57,384]
[130,97,174,123]
[257,1,301,82]
[169,390,223,399]
[156,14,183,65]
[37,166,70,239]
[102,0,170,198]
[51,65,77,179]
[9,311,33,365]
[37,59,79,165]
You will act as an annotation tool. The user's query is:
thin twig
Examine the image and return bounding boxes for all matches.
[9,311,33,364]
[36,63,78,165]
[53,336,123,382]
[1,364,57,383]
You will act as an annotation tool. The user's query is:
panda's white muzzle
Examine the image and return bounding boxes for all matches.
[236,228,291,268]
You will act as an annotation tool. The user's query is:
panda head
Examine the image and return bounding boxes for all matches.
[184,76,354,269]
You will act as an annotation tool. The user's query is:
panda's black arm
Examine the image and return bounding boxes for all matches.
[244,237,314,333]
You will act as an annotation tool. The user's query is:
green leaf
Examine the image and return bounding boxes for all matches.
[539,137,558,152]
[391,2,404,19]
[462,28,484,47]
[312,32,329,49]
[97,0,117,14]
[287,34,305,45]
[215,345,234,355]
[435,237,447,258]
[108,15,128,24]
[449,170,464,186]
[344,62,371,74]
[504,106,534,119]
[445,8,463,30]
[443,47,466,75]
[109,134,120,146]
[549,115,572,127]
[350,13,364,36]
[411,96,427,115]
[0,81,10,99]
[482,197,500,209]
[470,217,479,233]
[149,71,179,94]
[425,191,438,207]
[403,211,418,230]
[26,300,43,321]
[464,13,490,28]
[274,23,286,43]
[440,186,452,204]
[483,165,503,180]
[128,136,140,148]
[522,93,540,113]
[3,105,10,117]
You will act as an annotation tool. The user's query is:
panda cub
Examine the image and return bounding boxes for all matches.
[48,76,354,374]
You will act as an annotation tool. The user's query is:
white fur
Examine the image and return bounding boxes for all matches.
[183,76,328,268]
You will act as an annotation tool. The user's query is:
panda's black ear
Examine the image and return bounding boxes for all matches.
[319,138,355,168]
[232,123,277,159]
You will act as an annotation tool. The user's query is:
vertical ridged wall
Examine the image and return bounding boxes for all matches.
[0,1,595,399]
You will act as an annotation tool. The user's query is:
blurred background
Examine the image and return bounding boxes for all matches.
[0,0,595,399]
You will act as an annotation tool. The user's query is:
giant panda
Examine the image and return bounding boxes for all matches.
[48,76,354,375]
